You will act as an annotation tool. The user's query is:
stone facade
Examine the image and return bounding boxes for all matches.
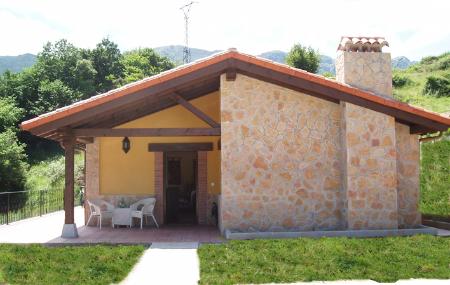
[396,123,421,228]
[341,103,398,229]
[218,47,420,233]
[220,74,343,232]
[336,51,392,98]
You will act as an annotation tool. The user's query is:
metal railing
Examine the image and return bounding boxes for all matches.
[0,188,82,225]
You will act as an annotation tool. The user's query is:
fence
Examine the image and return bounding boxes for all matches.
[0,188,83,225]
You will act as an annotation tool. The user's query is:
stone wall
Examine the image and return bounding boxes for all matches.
[396,123,421,228]
[337,49,400,230]
[336,51,392,98]
[220,74,343,232]
[341,103,398,229]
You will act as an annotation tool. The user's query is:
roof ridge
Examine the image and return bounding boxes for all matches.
[21,49,450,132]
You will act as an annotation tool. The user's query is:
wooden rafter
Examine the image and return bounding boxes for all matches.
[73,128,220,137]
[168,93,220,128]
[148,143,213,152]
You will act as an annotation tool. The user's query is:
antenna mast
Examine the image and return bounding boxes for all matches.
[180,1,196,64]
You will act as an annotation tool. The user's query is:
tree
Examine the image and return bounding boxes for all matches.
[120,48,175,85]
[286,44,320,73]
[0,98,28,192]
[34,80,82,115]
[0,97,24,132]
[89,38,124,92]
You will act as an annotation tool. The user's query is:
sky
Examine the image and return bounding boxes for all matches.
[0,0,449,60]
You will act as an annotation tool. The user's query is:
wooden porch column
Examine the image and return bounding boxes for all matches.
[61,134,78,238]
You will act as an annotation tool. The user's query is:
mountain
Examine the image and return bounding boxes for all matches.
[155,46,337,75]
[258,50,286,63]
[0,54,36,74]
[154,45,221,65]
[0,47,414,76]
[392,56,417,70]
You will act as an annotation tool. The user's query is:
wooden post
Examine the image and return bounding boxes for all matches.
[61,133,78,238]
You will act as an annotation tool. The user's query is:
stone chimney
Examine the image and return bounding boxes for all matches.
[336,36,392,97]
[337,36,399,230]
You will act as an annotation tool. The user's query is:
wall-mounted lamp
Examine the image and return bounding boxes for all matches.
[122,137,131,153]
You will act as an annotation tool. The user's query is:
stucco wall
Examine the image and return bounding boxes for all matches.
[396,123,421,228]
[220,74,343,231]
[97,92,221,196]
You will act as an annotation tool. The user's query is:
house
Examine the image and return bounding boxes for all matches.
[20,37,450,238]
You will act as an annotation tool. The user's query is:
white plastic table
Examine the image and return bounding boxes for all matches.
[112,208,132,228]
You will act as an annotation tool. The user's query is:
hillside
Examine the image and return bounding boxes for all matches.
[393,52,450,113]
[1,46,415,76]
[154,46,338,74]
[0,54,36,74]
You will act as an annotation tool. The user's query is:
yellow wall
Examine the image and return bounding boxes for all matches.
[99,91,221,195]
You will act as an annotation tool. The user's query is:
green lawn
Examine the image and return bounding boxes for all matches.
[199,235,450,285]
[0,244,144,285]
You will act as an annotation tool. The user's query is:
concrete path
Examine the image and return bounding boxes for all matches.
[121,242,199,285]
[0,206,84,243]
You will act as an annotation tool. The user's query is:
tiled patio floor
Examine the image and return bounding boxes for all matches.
[0,206,223,244]
[49,224,224,244]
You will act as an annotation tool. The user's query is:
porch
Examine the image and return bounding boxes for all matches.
[0,207,223,244]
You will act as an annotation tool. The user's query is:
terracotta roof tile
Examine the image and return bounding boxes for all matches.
[338,36,389,52]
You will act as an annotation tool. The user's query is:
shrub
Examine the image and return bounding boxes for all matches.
[321,72,334,79]
[438,56,450,70]
[392,74,411,88]
[420,56,438,65]
[423,76,450,97]
[0,130,28,192]
[26,154,84,197]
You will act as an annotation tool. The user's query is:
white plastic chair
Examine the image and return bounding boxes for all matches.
[86,199,114,229]
[130,198,159,229]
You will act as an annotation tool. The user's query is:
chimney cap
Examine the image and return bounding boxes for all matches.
[337,36,389,52]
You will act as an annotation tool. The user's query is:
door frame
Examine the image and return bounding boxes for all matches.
[163,151,198,224]
[150,143,211,226]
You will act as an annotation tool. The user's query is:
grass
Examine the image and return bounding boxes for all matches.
[198,236,450,285]
[0,244,145,285]
[420,140,450,216]
[393,52,450,114]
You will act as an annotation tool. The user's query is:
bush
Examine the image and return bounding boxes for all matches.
[0,130,28,192]
[321,72,334,79]
[26,154,84,197]
[438,56,450,70]
[420,140,450,216]
[423,76,450,97]
[392,74,411,88]
[420,56,438,65]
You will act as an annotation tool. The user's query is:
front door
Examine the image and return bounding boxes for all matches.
[164,152,198,224]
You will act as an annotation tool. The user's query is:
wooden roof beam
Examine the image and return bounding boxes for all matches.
[169,93,220,128]
[73,128,220,137]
